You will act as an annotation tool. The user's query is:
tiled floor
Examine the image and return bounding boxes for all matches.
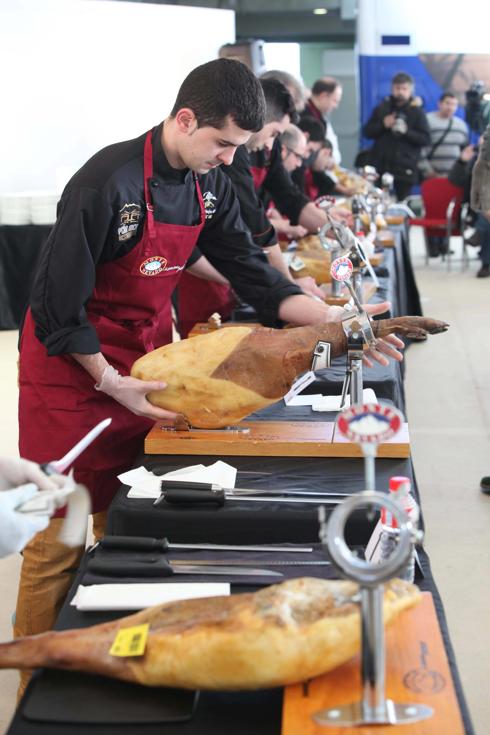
[0,229,489,734]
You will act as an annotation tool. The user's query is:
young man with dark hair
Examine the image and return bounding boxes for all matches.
[16,58,404,694]
[301,76,343,164]
[420,92,469,178]
[363,71,430,200]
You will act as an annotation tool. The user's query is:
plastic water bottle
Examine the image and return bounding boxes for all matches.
[379,476,419,582]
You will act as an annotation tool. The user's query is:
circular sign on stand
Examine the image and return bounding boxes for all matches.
[337,403,403,445]
[330,256,353,282]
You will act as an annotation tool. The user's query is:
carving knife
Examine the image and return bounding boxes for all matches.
[155,484,341,507]
[98,535,314,553]
[159,480,349,499]
[87,558,282,578]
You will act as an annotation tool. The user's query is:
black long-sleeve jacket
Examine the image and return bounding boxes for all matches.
[363,96,431,183]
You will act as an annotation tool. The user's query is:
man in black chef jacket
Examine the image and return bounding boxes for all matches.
[15,58,403,695]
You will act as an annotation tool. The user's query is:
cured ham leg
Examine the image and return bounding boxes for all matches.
[131,317,448,428]
[0,578,420,690]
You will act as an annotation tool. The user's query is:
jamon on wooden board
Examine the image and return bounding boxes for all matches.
[0,578,420,690]
[131,318,448,428]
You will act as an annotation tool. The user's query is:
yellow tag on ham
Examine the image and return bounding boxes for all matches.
[110,623,149,657]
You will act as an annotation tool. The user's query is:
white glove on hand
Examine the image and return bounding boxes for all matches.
[0,457,66,493]
[95,365,178,421]
[0,484,50,557]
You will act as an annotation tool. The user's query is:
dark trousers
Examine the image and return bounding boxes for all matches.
[394,179,413,201]
[475,214,490,266]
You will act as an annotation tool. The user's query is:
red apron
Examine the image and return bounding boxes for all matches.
[304,168,320,201]
[176,272,236,339]
[250,166,268,191]
[18,130,205,513]
[176,159,269,335]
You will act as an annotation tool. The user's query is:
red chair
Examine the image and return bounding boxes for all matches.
[409,178,466,270]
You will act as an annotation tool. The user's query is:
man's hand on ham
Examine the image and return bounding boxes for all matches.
[325,300,404,367]
[95,366,178,421]
[294,276,325,300]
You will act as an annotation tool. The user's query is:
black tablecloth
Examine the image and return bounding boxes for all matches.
[0,225,51,329]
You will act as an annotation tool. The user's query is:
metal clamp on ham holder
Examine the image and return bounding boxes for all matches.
[311,341,331,371]
[330,257,376,407]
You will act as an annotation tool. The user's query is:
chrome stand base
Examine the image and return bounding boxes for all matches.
[313,699,433,727]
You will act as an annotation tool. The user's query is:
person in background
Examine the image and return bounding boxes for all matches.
[266,124,309,239]
[419,92,469,178]
[301,77,343,164]
[448,140,490,274]
[363,72,430,201]
[0,457,63,558]
[260,69,306,113]
[295,117,357,199]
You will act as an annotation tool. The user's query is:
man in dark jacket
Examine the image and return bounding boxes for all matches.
[363,72,430,200]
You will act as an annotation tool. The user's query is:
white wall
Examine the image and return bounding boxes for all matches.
[358,0,490,56]
[0,0,235,194]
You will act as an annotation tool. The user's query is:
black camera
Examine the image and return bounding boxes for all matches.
[465,81,485,134]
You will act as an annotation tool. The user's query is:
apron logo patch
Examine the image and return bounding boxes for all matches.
[139,256,168,276]
[118,203,142,242]
[203,190,217,219]
[139,256,186,276]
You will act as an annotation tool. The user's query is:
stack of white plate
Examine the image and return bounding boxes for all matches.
[29,191,58,225]
[0,191,59,226]
[0,193,31,225]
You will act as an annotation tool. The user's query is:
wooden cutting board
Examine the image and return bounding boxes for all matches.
[281,592,465,735]
[144,420,410,457]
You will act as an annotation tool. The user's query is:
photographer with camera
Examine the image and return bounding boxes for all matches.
[465,81,490,139]
[363,72,430,200]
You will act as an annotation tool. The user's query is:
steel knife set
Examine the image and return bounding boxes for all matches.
[87,535,332,581]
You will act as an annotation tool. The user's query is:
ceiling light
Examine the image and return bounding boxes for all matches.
[313,8,328,15]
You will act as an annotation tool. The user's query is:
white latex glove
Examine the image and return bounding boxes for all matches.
[0,484,50,557]
[0,457,66,493]
[95,365,178,421]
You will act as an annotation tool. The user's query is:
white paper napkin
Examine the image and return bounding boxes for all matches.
[120,461,237,499]
[286,394,325,407]
[311,388,378,412]
[71,582,230,611]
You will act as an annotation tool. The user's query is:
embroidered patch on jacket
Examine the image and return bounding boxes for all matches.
[118,203,142,242]
[203,190,217,219]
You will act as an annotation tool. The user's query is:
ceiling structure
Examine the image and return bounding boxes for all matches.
[115,0,357,42]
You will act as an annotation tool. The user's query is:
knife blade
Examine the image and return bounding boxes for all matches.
[169,559,331,567]
[42,418,112,475]
[87,558,282,578]
[99,536,314,554]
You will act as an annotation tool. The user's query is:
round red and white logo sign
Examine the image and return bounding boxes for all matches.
[139,256,167,276]
[330,256,353,282]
